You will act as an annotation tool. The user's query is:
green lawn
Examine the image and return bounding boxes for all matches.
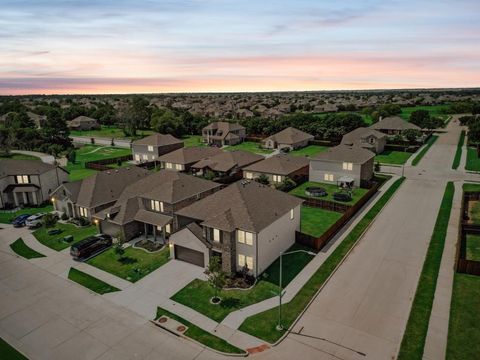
[400,105,450,122]
[182,135,206,148]
[398,182,454,360]
[468,200,480,225]
[10,238,45,259]
[156,307,245,354]
[446,273,480,360]
[463,182,480,193]
[289,145,329,157]
[411,135,439,166]
[0,204,53,224]
[452,130,465,170]
[70,126,154,139]
[465,234,480,261]
[239,177,405,343]
[171,244,316,322]
[224,141,273,155]
[465,147,480,172]
[289,181,369,205]
[68,268,119,294]
[0,338,28,360]
[66,145,133,181]
[301,206,343,237]
[375,150,412,165]
[0,153,40,161]
[33,223,97,251]
[87,246,170,282]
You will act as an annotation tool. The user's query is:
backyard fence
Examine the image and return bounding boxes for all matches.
[295,181,381,251]
[84,154,133,171]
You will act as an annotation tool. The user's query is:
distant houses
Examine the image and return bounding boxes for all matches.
[309,145,375,187]
[261,127,314,150]
[67,116,100,131]
[202,121,246,146]
[132,133,184,163]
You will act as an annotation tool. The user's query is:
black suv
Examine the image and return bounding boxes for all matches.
[70,234,112,260]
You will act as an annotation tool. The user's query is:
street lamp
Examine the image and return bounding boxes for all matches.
[276,249,316,331]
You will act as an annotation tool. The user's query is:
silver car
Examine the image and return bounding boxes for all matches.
[25,213,46,229]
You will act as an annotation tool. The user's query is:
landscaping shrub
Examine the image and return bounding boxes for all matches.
[42,213,57,228]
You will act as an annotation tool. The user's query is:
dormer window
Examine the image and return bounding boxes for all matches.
[16,175,29,184]
[150,200,164,212]
[147,145,154,152]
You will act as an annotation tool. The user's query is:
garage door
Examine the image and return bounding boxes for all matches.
[174,245,204,267]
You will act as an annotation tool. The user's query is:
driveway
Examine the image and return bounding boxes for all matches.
[11,150,55,164]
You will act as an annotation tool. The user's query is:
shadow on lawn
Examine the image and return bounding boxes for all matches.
[118,256,138,265]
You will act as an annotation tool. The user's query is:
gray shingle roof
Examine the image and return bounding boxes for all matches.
[263,127,314,145]
[311,145,375,164]
[192,150,263,173]
[0,159,64,178]
[341,127,386,145]
[157,147,223,165]
[176,180,303,233]
[133,133,183,146]
[243,154,309,176]
[369,116,422,131]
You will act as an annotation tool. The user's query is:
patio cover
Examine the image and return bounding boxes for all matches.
[133,209,172,227]
[338,176,355,183]
[3,184,40,193]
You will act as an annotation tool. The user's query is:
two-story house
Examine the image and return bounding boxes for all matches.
[173,181,303,275]
[243,154,309,185]
[309,145,375,188]
[157,147,223,172]
[202,121,246,146]
[93,170,222,243]
[0,160,69,209]
[341,127,387,153]
[51,167,150,220]
[132,133,184,163]
[66,116,100,131]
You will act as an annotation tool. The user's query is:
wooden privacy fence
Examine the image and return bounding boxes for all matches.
[85,154,133,171]
[296,181,380,251]
[455,190,480,276]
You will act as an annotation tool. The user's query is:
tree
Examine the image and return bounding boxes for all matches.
[402,129,422,144]
[207,256,227,303]
[67,149,76,164]
[275,177,297,192]
[256,174,270,185]
[114,232,125,259]
[468,119,480,143]
[42,213,57,228]
[409,110,430,128]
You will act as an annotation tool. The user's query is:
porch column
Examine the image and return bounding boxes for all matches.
[32,191,38,205]
[153,226,157,242]
[13,192,19,206]
[162,227,166,244]
[22,192,28,204]
[144,223,147,240]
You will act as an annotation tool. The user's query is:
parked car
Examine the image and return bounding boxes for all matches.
[11,214,31,227]
[25,213,46,229]
[333,192,352,202]
[70,234,113,260]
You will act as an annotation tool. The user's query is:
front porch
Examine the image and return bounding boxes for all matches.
[134,209,172,244]
[3,184,42,208]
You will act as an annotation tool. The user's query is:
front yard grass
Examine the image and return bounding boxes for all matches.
[411,135,439,166]
[182,135,206,148]
[239,177,405,343]
[375,150,412,165]
[0,153,40,161]
[10,238,45,259]
[68,268,119,294]
[465,234,480,261]
[452,130,465,170]
[33,223,97,251]
[86,245,170,282]
[0,337,27,360]
[0,204,53,224]
[70,126,154,139]
[171,243,316,323]
[446,273,480,360]
[398,182,454,360]
[289,181,369,205]
[155,307,246,355]
[301,206,342,238]
[289,145,329,157]
[224,141,273,155]
[465,146,480,172]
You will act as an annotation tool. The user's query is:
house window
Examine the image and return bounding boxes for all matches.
[147,145,154,152]
[142,154,148,160]
[150,200,164,212]
[324,173,334,182]
[165,224,171,233]
[237,230,253,245]
[246,256,253,270]
[245,172,253,179]
[272,174,283,183]
[213,228,220,242]
[175,164,183,171]
[239,254,253,269]
[290,209,294,220]
[238,254,245,267]
[342,162,353,171]
[16,175,29,184]
[166,162,173,169]
[135,154,140,161]
[78,207,88,218]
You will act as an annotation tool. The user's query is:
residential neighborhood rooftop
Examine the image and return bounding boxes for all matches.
[311,144,375,164]
[0,159,64,177]
[243,154,309,175]
[133,132,183,146]
[263,127,314,145]
[192,150,263,172]
[157,146,223,165]
[369,116,422,131]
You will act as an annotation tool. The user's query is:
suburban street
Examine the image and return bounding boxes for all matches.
[0,119,476,360]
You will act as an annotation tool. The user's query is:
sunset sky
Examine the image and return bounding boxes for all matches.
[1,0,479,95]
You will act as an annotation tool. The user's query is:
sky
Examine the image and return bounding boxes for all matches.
[0,0,479,95]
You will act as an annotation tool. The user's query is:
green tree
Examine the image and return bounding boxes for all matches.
[207,256,227,303]
[67,149,76,164]
[409,110,430,128]
[402,129,422,143]
[256,174,270,185]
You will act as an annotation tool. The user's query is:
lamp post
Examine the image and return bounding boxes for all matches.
[276,249,316,331]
